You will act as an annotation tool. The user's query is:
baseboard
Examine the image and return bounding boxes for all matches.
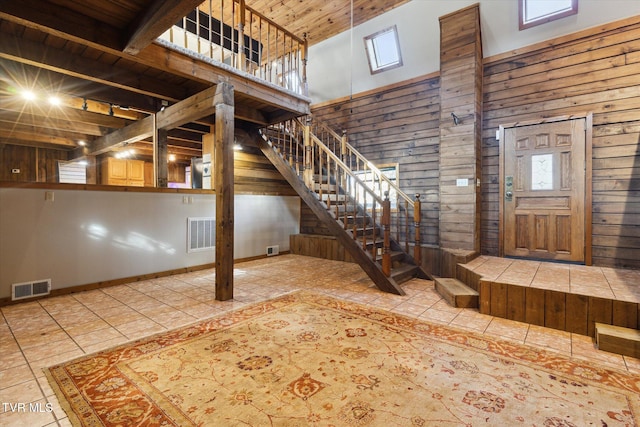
[0,252,290,307]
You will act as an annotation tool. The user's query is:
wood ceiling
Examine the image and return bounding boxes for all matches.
[0,0,407,163]
[216,0,410,45]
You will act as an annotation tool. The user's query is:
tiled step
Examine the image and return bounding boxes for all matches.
[435,278,479,308]
[595,323,640,358]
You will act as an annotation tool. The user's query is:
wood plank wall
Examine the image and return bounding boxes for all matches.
[0,144,68,182]
[438,4,483,252]
[232,148,297,196]
[482,15,640,268]
[313,13,640,270]
[311,74,441,245]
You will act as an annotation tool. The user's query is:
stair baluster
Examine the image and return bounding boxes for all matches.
[382,192,391,277]
[414,194,422,265]
[258,116,432,295]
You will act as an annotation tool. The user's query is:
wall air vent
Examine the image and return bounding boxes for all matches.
[266,245,280,256]
[12,279,51,301]
[187,217,215,253]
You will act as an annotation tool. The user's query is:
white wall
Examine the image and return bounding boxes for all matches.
[308,0,640,103]
[0,189,300,300]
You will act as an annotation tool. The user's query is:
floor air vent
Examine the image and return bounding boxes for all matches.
[188,217,215,253]
[12,279,51,301]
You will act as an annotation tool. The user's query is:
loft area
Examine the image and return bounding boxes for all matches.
[175,8,262,64]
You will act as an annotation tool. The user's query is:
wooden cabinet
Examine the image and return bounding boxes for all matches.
[101,158,145,186]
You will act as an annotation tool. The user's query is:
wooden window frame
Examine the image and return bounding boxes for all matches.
[519,0,578,30]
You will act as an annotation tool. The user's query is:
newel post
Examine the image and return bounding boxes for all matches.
[341,130,347,159]
[302,33,309,96]
[414,194,422,266]
[237,0,246,71]
[382,191,392,277]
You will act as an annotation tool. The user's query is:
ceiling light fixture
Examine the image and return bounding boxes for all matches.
[21,90,36,101]
[48,95,61,106]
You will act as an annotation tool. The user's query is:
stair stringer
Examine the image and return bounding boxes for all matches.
[254,131,406,296]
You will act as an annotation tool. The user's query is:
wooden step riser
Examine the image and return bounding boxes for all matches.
[435,278,479,309]
[595,323,640,358]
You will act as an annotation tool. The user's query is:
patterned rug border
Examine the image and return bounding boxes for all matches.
[46,290,640,426]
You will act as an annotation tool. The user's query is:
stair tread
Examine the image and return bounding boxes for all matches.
[435,278,478,308]
[595,323,640,358]
[391,263,418,274]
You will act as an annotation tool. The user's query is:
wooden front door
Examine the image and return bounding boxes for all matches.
[501,118,587,262]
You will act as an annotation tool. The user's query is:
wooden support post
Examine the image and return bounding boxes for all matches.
[414,194,422,265]
[214,83,235,301]
[85,155,97,184]
[156,128,168,187]
[382,192,391,277]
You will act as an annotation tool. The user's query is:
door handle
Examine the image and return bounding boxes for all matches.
[505,176,513,201]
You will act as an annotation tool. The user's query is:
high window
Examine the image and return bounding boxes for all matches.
[519,0,578,30]
[350,164,400,209]
[364,26,403,75]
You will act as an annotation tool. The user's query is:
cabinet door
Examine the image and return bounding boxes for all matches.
[127,160,145,186]
[144,162,154,187]
[109,158,128,180]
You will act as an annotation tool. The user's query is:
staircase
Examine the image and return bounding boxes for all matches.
[253,117,431,295]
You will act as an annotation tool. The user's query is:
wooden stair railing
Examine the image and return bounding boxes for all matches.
[306,119,424,265]
[256,117,431,295]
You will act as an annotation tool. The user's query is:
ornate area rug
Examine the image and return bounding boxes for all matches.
[47,291,640,426]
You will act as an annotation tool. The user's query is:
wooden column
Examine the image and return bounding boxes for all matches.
[85,155,97,184]
[214,83,235,301]
[156,128,168,187]
[438,4,483,252]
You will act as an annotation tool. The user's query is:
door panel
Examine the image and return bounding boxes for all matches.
[503,119,585,262]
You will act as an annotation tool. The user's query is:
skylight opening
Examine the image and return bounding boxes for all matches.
[364,25,403,75]
[519,0,578,30]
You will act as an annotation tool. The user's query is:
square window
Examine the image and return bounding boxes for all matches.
[519,0,578,30]
[364,26,403,75]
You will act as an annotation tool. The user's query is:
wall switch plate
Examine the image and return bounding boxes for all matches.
[45,191,54,202]
[11,168,20,174]
[456,178,469,187]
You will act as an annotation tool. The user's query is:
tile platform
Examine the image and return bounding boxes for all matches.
[458,256,640,336]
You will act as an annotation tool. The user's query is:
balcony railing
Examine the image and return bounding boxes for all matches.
[158,0,308,95]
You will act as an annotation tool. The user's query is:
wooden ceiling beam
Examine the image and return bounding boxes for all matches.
[87,84,227,156]
[0,127,78,148]
[124,0,204,55]
[0,99,132,128]
[0,0,123,52]
[88,115,154,156]
[0,33,191,102]
[0,112,106,137]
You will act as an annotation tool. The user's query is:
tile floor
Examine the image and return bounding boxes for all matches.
[1,254,639,426]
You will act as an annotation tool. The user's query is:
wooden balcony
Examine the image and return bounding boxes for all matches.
[0,0,311,168]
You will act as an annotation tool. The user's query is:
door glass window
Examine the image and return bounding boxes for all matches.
[531,154,553,190]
